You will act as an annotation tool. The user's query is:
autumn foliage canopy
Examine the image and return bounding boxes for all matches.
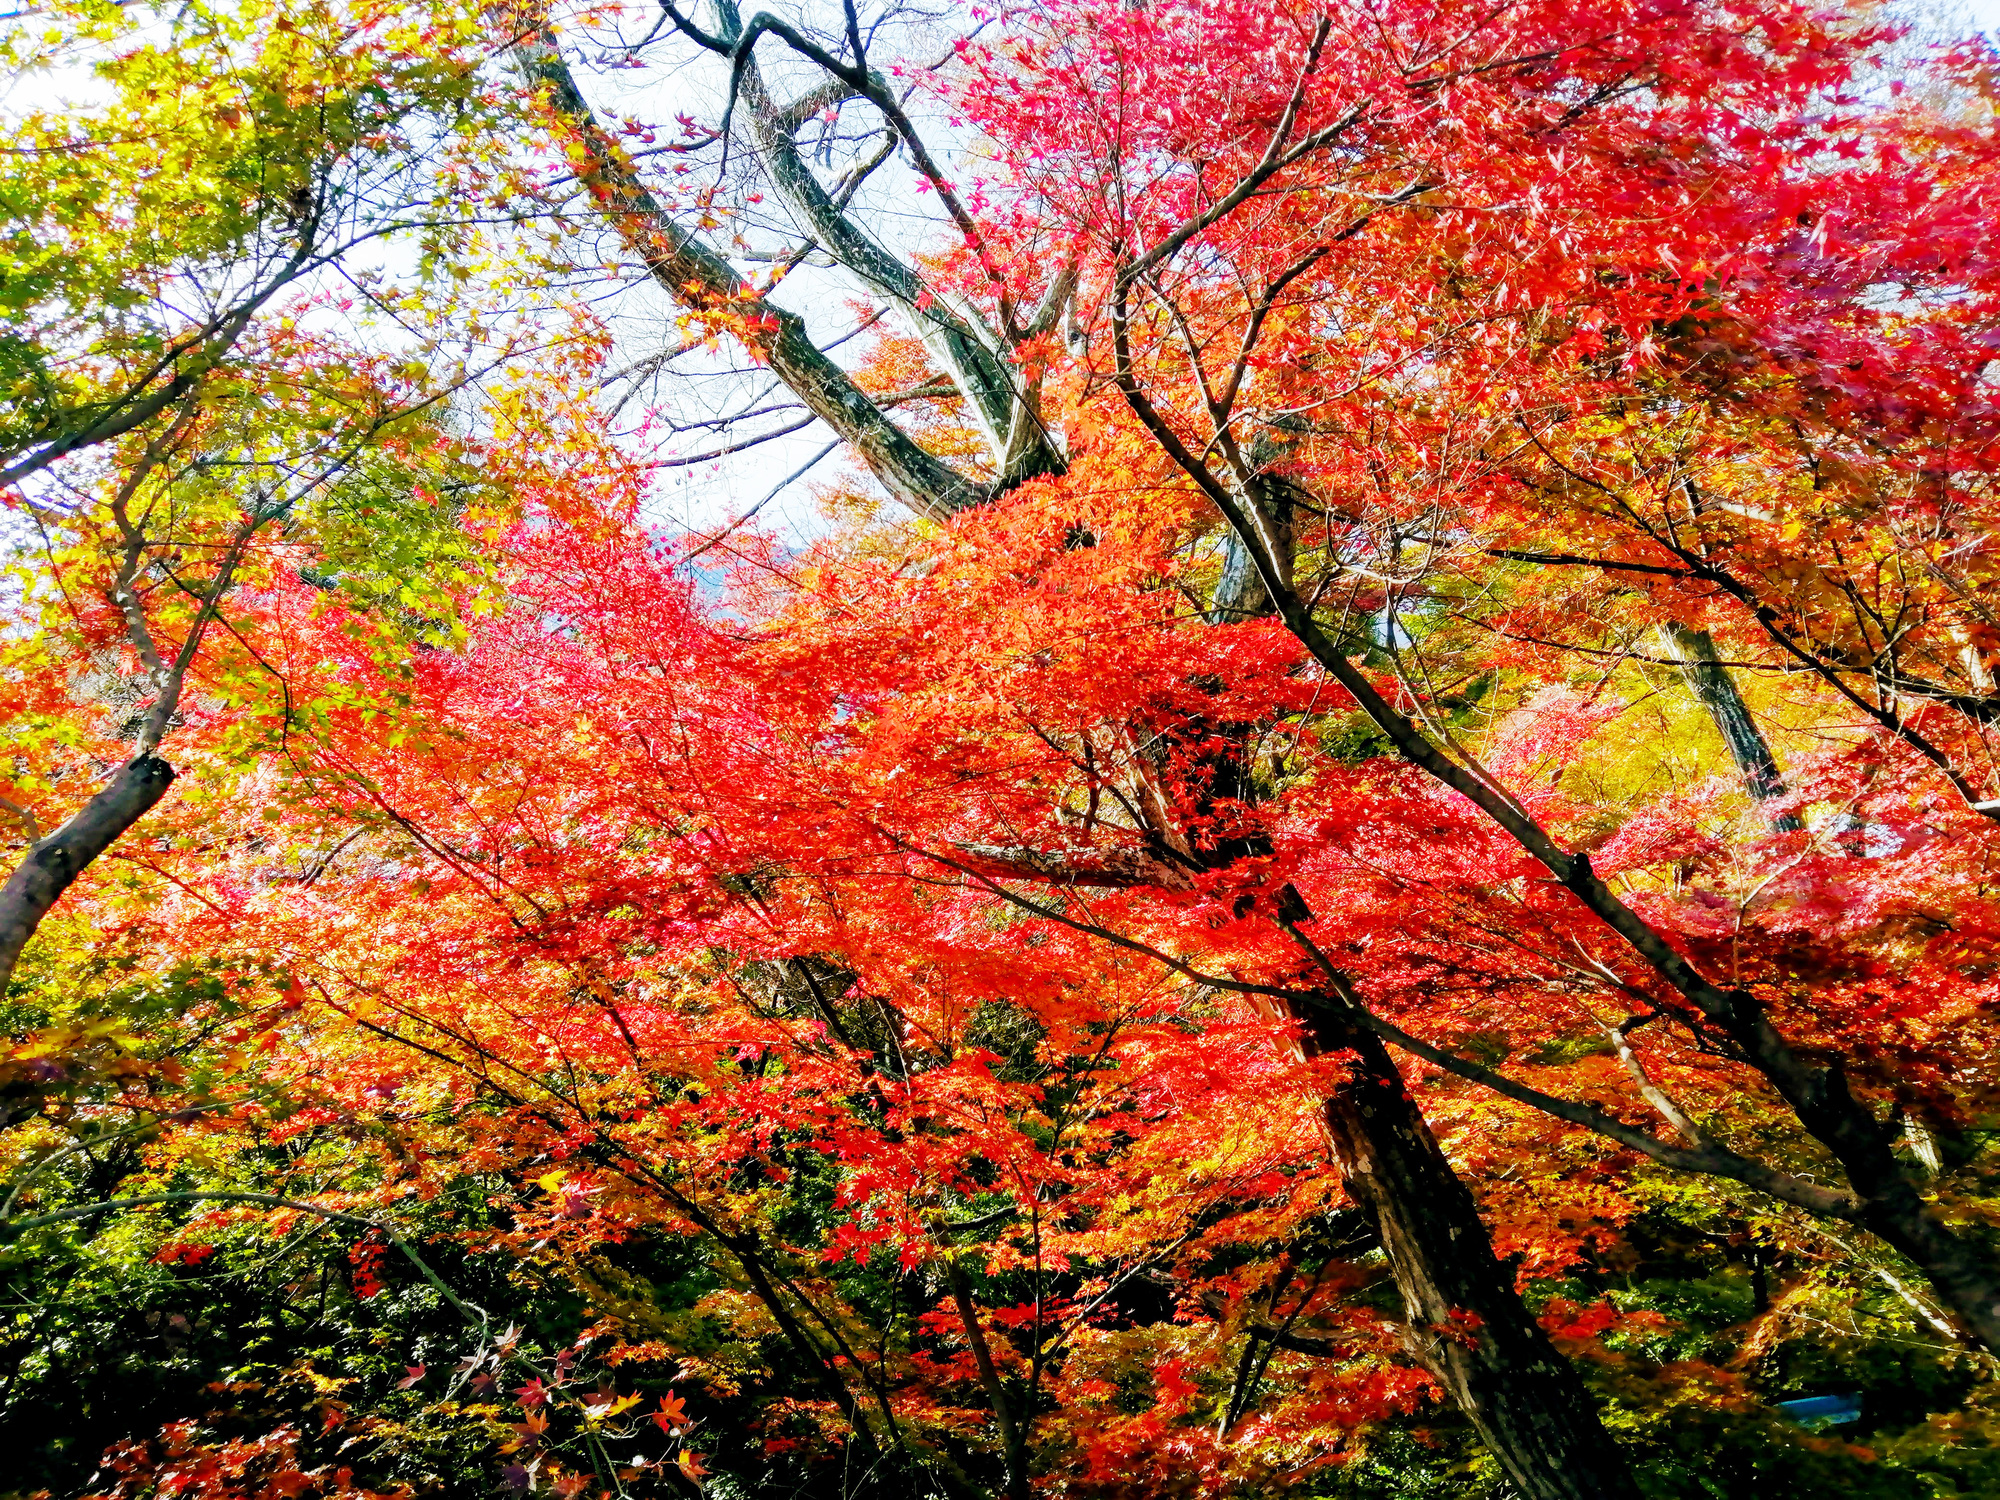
[5,1,2000,1498]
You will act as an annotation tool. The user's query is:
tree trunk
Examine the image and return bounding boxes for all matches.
[946,1259,1031,1500]
[1295,1000,1641,1500]
[0,757,176,994]
[1206,478,1634,1493]
[1657,623,1802,832]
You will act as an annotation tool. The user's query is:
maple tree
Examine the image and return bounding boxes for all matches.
[964,0,2000,1335]
[7,1,2000,1499]
[0,0,597,991]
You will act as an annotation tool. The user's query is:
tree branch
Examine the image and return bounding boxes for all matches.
[506,6,982,518]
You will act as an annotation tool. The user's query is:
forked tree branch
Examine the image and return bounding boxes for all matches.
[505,4,983,518]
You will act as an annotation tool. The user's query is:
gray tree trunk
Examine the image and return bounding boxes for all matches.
[0,757,176,994]
[1657,623,1802,832]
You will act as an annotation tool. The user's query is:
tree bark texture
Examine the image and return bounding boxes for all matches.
[1293,1001,1642,1500]
[717,13,1064,489]
[1208,481,1637,1491]
[506,14,987,521]
[1657,623,1802,831]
